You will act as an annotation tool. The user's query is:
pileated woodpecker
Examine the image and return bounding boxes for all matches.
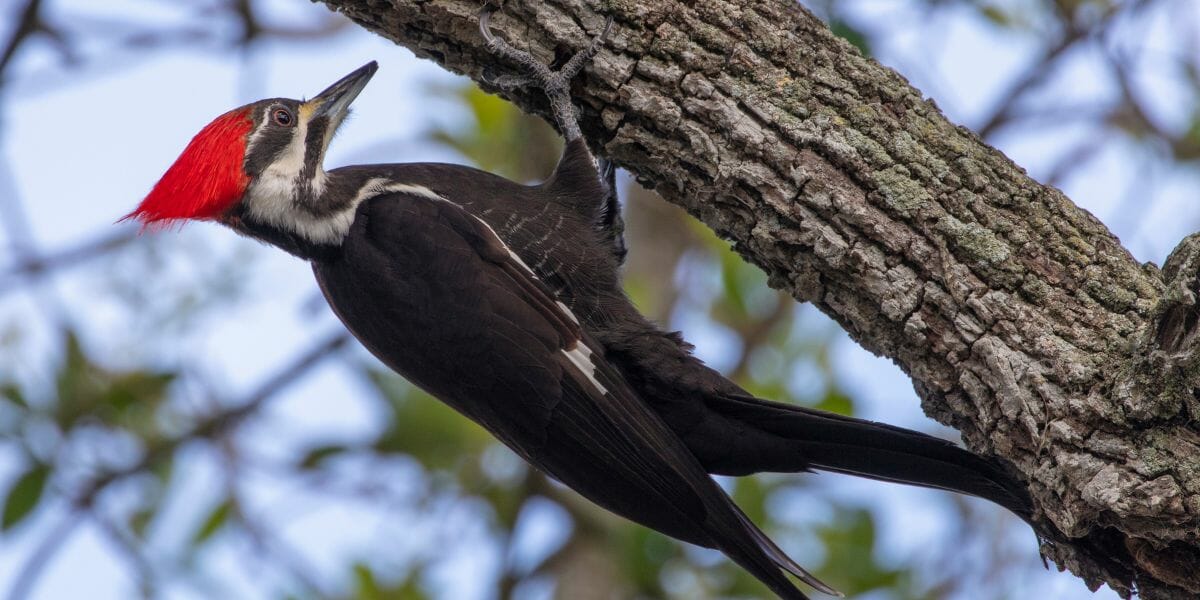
[126,9,1036,599]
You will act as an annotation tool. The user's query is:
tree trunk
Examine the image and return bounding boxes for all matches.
[317,0,1200,596]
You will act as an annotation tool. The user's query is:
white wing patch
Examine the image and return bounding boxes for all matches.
[401,189,603,397]
[466,213,538,276]
[556,301,580,325]
[562,344,608,395]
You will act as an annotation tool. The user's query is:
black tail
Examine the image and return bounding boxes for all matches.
[700,394,1034,522]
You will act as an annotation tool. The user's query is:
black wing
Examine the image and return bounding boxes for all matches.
[313,190,836,599]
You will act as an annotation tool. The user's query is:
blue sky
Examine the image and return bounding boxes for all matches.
[3,0,1198,598]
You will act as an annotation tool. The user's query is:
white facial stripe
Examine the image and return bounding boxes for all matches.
[563,345,608,395]
[244,106,273,157]
[243,106,337,242]
[245,110,307,213]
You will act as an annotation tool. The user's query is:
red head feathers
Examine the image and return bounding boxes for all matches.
[122,107,254,227]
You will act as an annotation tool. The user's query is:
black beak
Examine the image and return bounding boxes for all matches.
[310,61,378,119]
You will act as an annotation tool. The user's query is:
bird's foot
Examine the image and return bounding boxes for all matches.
[478,5,613,142]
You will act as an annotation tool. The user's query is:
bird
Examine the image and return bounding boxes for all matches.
[124,8,1036,598]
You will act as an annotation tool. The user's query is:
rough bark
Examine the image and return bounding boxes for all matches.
[316,0,1200,596]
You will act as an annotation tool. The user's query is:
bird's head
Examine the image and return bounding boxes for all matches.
[123,61,378,243]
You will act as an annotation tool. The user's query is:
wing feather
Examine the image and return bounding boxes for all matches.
[315,190,832,600]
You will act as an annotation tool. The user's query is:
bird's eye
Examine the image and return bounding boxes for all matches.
[272,108,294,126]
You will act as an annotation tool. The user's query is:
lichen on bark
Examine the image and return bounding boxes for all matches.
[318,0,1200,596]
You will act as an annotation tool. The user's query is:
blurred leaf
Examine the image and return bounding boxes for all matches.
[366,369,491,472]
[731,476,770,523]
[2,463,49,530]
[46,330,175,433]
[616,526,675,596]
[129,505,155,538]
[353,563,383,600]
[54,331,92,425]
[102,372,174,414]
[349,562,426,600]
[1179,111,1200,161]
[191,499,231,547]
[298,444,349,470]
[477,473,529,529]
[980,6,1012,27]
[719,248,750,322]
[816,508,915,596]
[1,383,27,409]
[426,84,561,181]
[829,20,871,55]
[350,561,381,600]
[816,386,855,415]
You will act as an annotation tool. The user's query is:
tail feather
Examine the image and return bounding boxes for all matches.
[703,394,1034,522]
[706,506,821,600]
[730,505,842,597]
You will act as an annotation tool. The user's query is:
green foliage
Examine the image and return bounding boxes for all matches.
[298,443,349,470]
[1,463,48,530]
[349,562,427,600]
[191,499,232,547]
[816,508,921,599]
[51,331,175,435]
[829,20,871,55]
[0,329,182,542]
[425,85,561,182]
[367,368,493,473]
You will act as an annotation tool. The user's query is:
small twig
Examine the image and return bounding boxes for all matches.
[0,0,43,80]
[1043,132,1109,187]
[72,331,351,508]
[220,441,332,599]
[5,510,85,600]
[91,512,157,599]
[976,30,1086,139]
[727,292,792,384]
[0,230,137,295]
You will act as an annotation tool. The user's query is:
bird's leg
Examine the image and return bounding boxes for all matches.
[479,6,613,142]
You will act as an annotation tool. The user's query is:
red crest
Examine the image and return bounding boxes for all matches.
[122,107,254,227]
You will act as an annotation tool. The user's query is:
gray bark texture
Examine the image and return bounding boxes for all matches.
[316,0,1200,596]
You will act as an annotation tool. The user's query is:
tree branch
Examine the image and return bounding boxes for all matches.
[5,510,85,600]
[73,331,350,509]
[316,0,1199,596]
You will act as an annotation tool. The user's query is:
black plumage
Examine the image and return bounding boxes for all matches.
[313,190,836,599]
[327,141,1034,525]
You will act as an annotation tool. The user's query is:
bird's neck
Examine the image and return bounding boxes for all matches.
[230,168,373,260]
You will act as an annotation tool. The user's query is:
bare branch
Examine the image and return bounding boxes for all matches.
[5,510,85,600]
[72,331,351,508]
[0,230,137,295]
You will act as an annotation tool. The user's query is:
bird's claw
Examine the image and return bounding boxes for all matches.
[478,5,613,142]
[479,70,535,93]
